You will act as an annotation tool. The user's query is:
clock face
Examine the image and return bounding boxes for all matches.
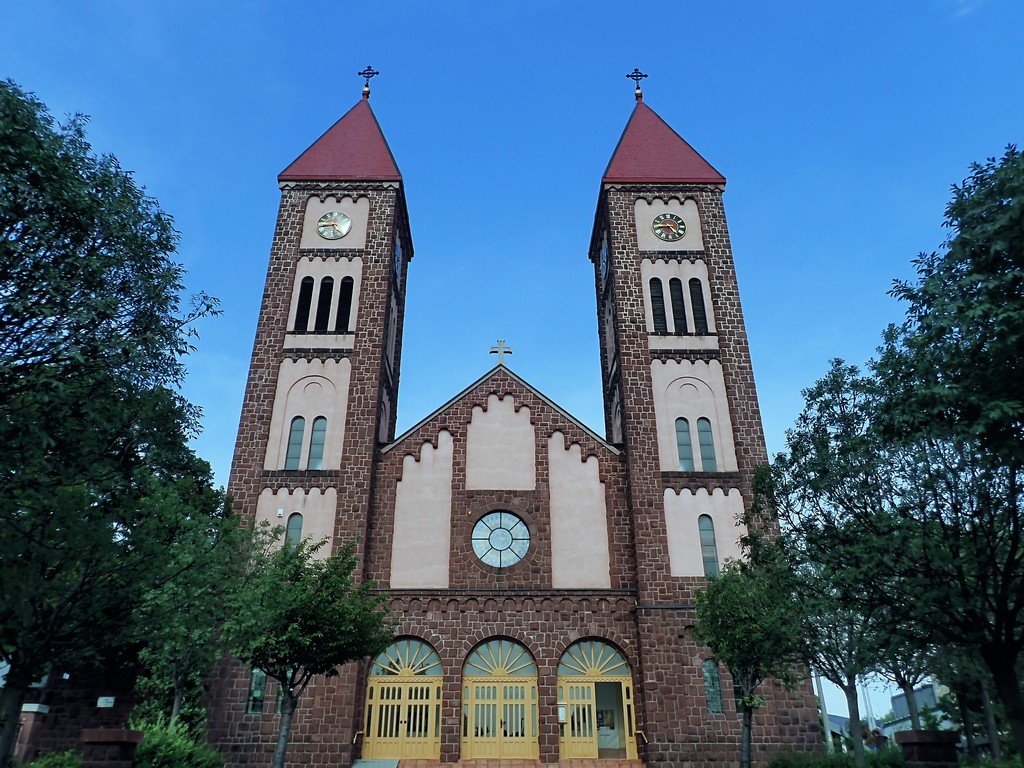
[316,211,352,240]
[652,213,686,242]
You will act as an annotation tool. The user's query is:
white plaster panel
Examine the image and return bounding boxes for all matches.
[390,431,454,588]
[650,359,738,472]
[465,395,536,490]
[548,432,611,588]
[663,487,746,576]
[284,255,363,340]
[256,487,337,559]
[299,195,369,250]
[264,358,352,470]
[634,197,705,252]
[639,258,717,339]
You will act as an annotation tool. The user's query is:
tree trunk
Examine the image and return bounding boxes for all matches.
[739,703,754,768]
[169,686,183,727]
[956,686,976,758]
[980,677,1001,759]
[900,680,921,730]
[843,676,865,765]
[0,682,27,768]
[982,647,1024,757]
[272,689,297,768]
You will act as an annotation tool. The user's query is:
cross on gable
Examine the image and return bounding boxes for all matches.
[489,339,513,365]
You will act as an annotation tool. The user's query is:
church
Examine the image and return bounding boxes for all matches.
[204,70,821,767]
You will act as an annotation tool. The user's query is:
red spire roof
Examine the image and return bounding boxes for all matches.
[279,96,401,182]
[603,99,725,185]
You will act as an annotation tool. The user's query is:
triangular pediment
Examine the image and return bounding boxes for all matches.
[382,365,619,457]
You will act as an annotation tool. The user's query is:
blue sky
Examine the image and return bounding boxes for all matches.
[3,0,1021,719]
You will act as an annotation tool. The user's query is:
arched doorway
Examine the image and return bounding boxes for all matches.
[461,638,539,759]
[362,638,442,759]
[558,639,638,759]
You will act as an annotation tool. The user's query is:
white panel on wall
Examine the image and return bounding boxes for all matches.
[663,487,746,577]
[391,432,454,588]
[650,359,738,473]
[634,197,705,252]
[548,432,611,588]
[299,195,370,250]
[256,487,337,559]
[264,358,352,470]
[465,395,536,490]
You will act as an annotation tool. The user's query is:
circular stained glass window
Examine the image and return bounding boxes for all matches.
[472,511,530,568]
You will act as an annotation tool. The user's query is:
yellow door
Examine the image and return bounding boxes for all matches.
[557,640,638,760]
[362,639,443,760]
[461,639,539,759]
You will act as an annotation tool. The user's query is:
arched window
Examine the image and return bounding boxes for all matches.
[335,276,354,333]
[698,515,719,578]
[293,277,314,332]
[689,278,709,334]
[464,638,537,677]
[557,640,629,677]
[696,417,717,472]
[284,416,305,470]
[675,418,695,471]
[649,278,667,333]
[701,660,723,714]
[247,668,267,714]
[307,417,327,470]
[285,513,303,549]
[669,278,687,334]
[371,638,442,677]
[314,276,334,332]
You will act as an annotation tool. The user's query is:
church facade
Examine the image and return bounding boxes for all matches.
[205,79,820,767]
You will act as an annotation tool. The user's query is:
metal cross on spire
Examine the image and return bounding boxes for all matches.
[626,67,648,100]
[358,65,380,98]
[489,339,513,366]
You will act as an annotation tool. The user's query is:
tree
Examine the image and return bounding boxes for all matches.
[0,80,221,768]
[695,473,806,768]
[872,147,1024,754]
[225,537,394,768]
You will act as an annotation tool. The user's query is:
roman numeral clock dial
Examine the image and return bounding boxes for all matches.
[652,212,686,242]
[316,211,352,240]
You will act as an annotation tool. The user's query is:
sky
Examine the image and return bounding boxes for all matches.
[3,0,1021,723]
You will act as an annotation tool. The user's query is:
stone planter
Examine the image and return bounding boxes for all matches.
[895,729,959,768]
[81,728,144,768]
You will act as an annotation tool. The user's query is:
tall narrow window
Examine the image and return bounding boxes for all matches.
[307,416,327,470]
[293,277,314,332]
[649,278,668,333]
[669,278,687,334]
[697,417,717,472]
[247,669,267,714]
[314,276,334,332]
[675,417,695,471]
[285,513,303,549]
[689,278,709,334]
[698,515,719,578]
[334,276,354,333]
[284,416,305,470]
[702,660,724,714]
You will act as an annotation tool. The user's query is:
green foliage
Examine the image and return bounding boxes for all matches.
[225,535,394,768]
[132,722,222,768]
[21,752,81,768]
[0,79,222,767]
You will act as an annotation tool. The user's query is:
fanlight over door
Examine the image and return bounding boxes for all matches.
[363,639,442,760]
[558,640,638,760]
[462,639,539,759]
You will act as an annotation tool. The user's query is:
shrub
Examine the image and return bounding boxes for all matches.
[768,749,905,768]
[24,752,81,768]
[133,722,222,768]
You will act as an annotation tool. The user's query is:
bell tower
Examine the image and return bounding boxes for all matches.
[591,78,815,762]
[208,78,412,763]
